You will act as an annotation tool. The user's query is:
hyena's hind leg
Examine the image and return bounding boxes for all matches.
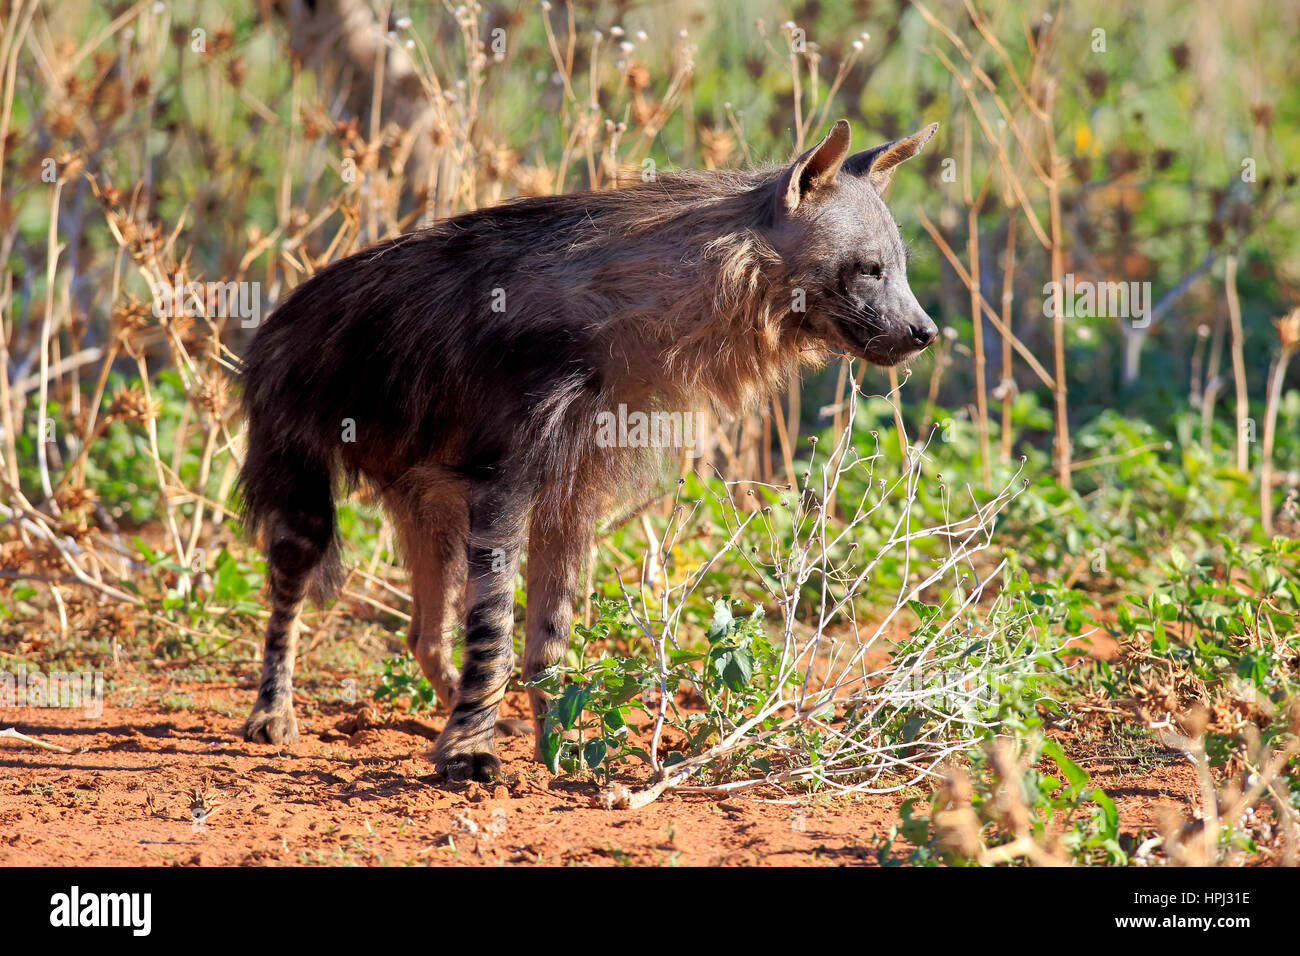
[243,507,332,744]
[393,497,467,710]
[524,507,592,761]
[432,476,530,781]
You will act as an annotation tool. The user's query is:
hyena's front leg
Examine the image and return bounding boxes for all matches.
[432,479,528,782]
[524,512,591,762]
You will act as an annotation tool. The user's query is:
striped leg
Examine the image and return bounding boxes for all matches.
[243,511,329,744]
[524,510,590,760]
[432,478,528,782]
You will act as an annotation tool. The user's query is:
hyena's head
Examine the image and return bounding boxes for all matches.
[768,119,939,367]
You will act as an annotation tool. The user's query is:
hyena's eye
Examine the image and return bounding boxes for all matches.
[859,261,883,280]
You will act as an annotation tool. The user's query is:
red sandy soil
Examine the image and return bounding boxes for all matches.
[0,675,1206,867]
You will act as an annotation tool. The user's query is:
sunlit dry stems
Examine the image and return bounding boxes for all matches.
[921,41,1050,249]
[0,499,141,605]
[1040,80,1071,487]
[603,374,1043,808]
[1136,703,1299,865]
[999,204,1017,462]
[917,209,1055,388]
[367,0,390,245]
[811,43,864,136]
[770,394,798,492]
[788,34,803,151]
[0,0,37,216]
[955,0,1054,182]
[131,355,185,563]
[340,587,410,624]
[886,367,908,463]
[181,416,221,569]
[37,179,67,508]
[1225,253,1250,472]
[1260,308,1300,534]
[962,113,993,490]
[912,1,1073,484]
[0,271,21,496]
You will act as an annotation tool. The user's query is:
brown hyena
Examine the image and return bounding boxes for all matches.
[237,119,939,782]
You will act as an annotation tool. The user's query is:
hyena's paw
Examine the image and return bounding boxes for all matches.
[434,728,501,782]
[241,701,299,745]
[437,750,502,783]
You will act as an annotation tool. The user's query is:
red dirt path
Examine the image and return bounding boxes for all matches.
[0,675,1204,866]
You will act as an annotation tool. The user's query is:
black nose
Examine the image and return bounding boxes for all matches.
[909,318,938,347]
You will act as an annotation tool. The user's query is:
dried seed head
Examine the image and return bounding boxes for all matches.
[699,126,735,168]
[108,384,159,425]
[1274,306,1300,352]
[110,296,153,349]
[194,369,232,416]
[55,486,99,514]
[625,62,650,92]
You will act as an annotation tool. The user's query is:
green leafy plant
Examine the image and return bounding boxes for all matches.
[529,598,652,781]
[374,654,437,713]
[529,595,789,782]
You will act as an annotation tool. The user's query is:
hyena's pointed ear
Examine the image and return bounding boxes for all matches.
[778,119,852,214]
[843,122,939,193]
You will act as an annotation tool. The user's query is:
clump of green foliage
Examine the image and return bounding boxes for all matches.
[374,654,438,713]
[528,597,787,782]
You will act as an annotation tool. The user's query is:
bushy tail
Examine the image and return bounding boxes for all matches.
[238,419,342,607]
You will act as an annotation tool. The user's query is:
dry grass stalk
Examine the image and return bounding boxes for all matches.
[1260,306,1300,534]
[912,0,1073,486]
[1224,253,1251,472]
